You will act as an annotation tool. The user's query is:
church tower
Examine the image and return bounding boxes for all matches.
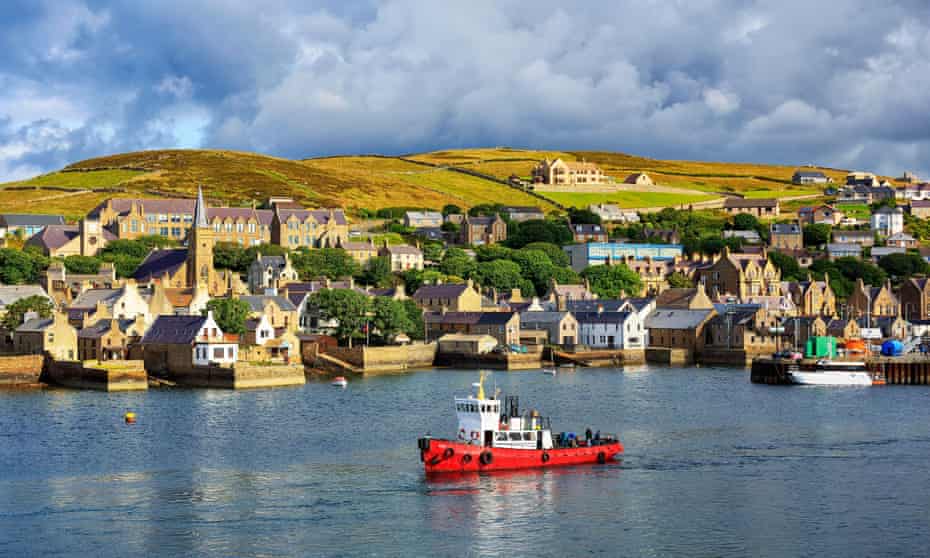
[79,218,103,257]
[187,186,216,290]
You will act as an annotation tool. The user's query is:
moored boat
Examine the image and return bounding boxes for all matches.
[787,360,874,386]
[418,375,623,473]
[331,376,348,387]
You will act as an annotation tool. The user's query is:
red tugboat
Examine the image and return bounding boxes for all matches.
[418,375,623,473]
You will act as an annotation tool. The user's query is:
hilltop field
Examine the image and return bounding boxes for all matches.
[0,147,851,220]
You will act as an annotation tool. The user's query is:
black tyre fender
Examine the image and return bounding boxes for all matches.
[443,447,454,459]
[479,451,493,465]
[541,452,550,463]
[462,454,472,464]
[597,452,606,464]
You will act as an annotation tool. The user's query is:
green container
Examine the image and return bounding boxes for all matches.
[805,336,837,358]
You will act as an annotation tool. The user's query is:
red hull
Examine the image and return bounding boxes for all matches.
[419,438,623,473]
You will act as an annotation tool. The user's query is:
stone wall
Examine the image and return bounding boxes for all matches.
[646,347,694,365]
[143,345,305,389]
[0,354,45,386]
[360,343,437,373]
[45,359,148,391]
[697,349,754,367]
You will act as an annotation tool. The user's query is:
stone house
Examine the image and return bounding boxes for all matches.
[424,311,520,346]
[798,205,843,225]
[247,252,298,294]
[379,243,424,272]
[792,170,830,184]
[654,283,714,310]
[589,204,639,223]
[571,223,608,243]
[885,232,918,249]
[623,172,653,186]
[723,198,780,218]
[645,308,716,355]
[545,279,597,310]
[41,261,119,305]
[532,158,606,186]
[141,312,238,368]
[25,223,118,258]
[13,312,77,360]
[0,286,53,319]
[782,316,828,349]
[693,248,781,299]
[413,281,483,312]
[826,318,860,340]
[574,310,645,349]
[242,314,276,347]
[847,279,898,319]
[437,333,498,356]
[502,206,545,222]
[66,281,152,328]
[0,214,64,238]
[77,316,146,361]
[780,276,836,316]
[403,211,443,229]
[239,294,300,332]
[703,306,779,356]
[340,239,380,266]
[269,207,349,250]
[460,214,507,245]
[897,277,930,321]
[910,199,930,219]
[769,222,803,251]
[518,311,578,346]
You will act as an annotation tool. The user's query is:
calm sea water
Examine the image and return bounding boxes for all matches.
[2,366,929,557]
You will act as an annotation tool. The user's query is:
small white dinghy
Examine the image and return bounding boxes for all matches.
[542,369,557,376]
[331,376,348,387]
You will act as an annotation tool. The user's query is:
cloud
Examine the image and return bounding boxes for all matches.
[0,0,929,180]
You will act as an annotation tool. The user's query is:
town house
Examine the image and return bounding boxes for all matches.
[693,248,781,299]
[424,311,520,346]
[574,310,645,350]
[769,222,803,251]
[413,281,483,312]
[141,312,238,368]
[723,198,780,218]
[460,214,507,245]
[518,311,578,346]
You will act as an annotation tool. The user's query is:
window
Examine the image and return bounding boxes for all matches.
[496,432,507,441]
[508,432,522,441]
[171,214,181,223]
[130,220,139,232]
[213,223,221,232]
[523,432,535,441]
[226,223,233,233]
[146,215,156,223]
[237,223,244,233]
[228,347,234,358]
[213,347,224,359]
[248,223,256,233]
[171,227,181,237]
[160,227,169,236]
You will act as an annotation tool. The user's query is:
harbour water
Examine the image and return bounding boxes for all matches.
[2,366,930,557]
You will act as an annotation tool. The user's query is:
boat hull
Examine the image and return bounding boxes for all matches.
[787,371,873,386]
[419,438,623,474]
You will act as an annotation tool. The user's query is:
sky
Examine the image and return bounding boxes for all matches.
[1,0,929,181]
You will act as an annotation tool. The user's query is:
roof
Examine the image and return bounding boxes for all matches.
[645,309,715,329]
[132,248,188,281]
[405,211,442,221]
[573,311,633,324]
[275,208,348,226]
[424,311,516,326]
[572,224,605,235]
[24,224,117,252]
[382,244,421,255]
[873,206,904,214]
[708,309,758,327]
[503,206,543,214]
[141,315,207,345]
[239,295,297,312]
[794,170,828,178]
[207,207,274,224]
[70,288,121,309]
[340,241,377,251]
[77,318,136,339]
[465,215,502,226]
[414,283,470,299]
[871,247,905,256]
[565,300,626,312]
[254,255,287,269]
[0,286,49,308]
[827,243,862,253]
[771,223,801,234]
[15,317,54,332]
[911,200,930,208]
[887,232,915,240]
[0,214,65,227]
[723,230,761,241]
[437,333,497,343]
[623,173,649,183]
[723,198,778,208]
[655,288,700,308]
[833,230,872,238]
[519,311,572,324]
[194,186,208,228]
[164,288,195,308]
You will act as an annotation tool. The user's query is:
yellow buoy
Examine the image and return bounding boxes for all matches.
[124,412,136,424]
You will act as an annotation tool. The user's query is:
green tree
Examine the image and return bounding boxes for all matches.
[475,244,513,262]
[358,256,393,287]
[440,221,460,234]
[403,299,425,340]
[308,289,371,347]
[567,207,602,225]
[1,295,54,331]
[291,248,360,280]
[204,298,251,335]
[732,213,760,231]
[768,251,803,282]
[506,219,573,248]
[440,255,477,278]
[370,297,412,343]
[62,255,101,274]
[523,242,570,267]
[803,223,831,247]
[213,242,249,272]
[422,241,444,262]
[441,204,462,216]
[510,249,557,296]
[0,248,48,284]
[581,264,643,298]
[472,259,533,295]
[877,252,929,280]
[666,271,694,288]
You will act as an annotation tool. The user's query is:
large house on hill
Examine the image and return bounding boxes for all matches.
[723,198,780,218]
[532,158,606,186]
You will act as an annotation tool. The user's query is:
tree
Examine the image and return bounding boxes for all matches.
[358,256,392,287]
[510,249,557,296]
[204,298,251,335]
[506,219,573,248]
[0,248,48,284]
[403,299,425,340]
[291,248,360,280]
[523,242,570,267]
[62,255,101,275]
[731,213,760,231]
[581,264,643,298]
[369,297,412,343]
[440,221,460,234]
[768,251,803,282]
[567,207,602,225]
[308,289,371,347]
[441,204,462,216]
[472,259,533,295]
[475,244,512,262]
[213,242,249,272]
[803,224,831,247]
[422,241,444,262]
[666,271,694,289]
[440,254,477,278]
[878,252,929,280]
[1,295,53,332]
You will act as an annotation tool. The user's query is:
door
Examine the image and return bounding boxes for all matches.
[608,336,615,349]
[484,431,494,447]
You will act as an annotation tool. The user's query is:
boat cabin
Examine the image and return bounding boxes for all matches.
[455,385,553,450]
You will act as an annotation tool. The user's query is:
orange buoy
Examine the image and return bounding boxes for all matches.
[124,412,136,424]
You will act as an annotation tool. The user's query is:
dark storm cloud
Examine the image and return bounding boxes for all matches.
[0,0,929,180]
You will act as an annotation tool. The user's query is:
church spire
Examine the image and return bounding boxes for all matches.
[195,185,208,228]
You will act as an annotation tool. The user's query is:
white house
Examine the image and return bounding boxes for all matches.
[589,204,639,223]
[573,310,645,349]
[245,314,276,346]
[141,311,238,366]
[871,206,904,237]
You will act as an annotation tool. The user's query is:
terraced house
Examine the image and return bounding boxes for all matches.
[694,247,781,299]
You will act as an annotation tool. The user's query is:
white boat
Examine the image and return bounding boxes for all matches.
[331,376,348,387]
[543,369,557,376]
[787,360,873,386]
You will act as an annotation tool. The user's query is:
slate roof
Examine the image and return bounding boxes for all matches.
[25,225,117,252]
[519,311,572,324]
[276,208,348,225]
[911,200,930,208]
[565,299,626,312]
[573,311,633,325]
[15,317,54,332]
[140,315,207,344]
[771,222,802,234]
[655,288,700,308]
[724,198,778,208]
[77,318,137,339]
[0,214,65,227]
[414,283,469,299]
[132,249,189,281]
[382,244,421,255]
[793,170,828,179]
[405,211,443,222]
[70,288,121,309]
[255,255,287,269]
[645,308,715,329]
[424,311,516,325]
[502,206,543,214]
[826,243,862,254]
[572,224,605,235]
[239,295,297,312]
[0,286,49,308]
[621,297,655,312]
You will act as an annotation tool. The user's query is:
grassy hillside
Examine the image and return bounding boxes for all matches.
[0,146,862,221]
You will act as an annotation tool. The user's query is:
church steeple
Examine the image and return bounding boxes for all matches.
[188,185,217,292]
[194,185,209,228]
